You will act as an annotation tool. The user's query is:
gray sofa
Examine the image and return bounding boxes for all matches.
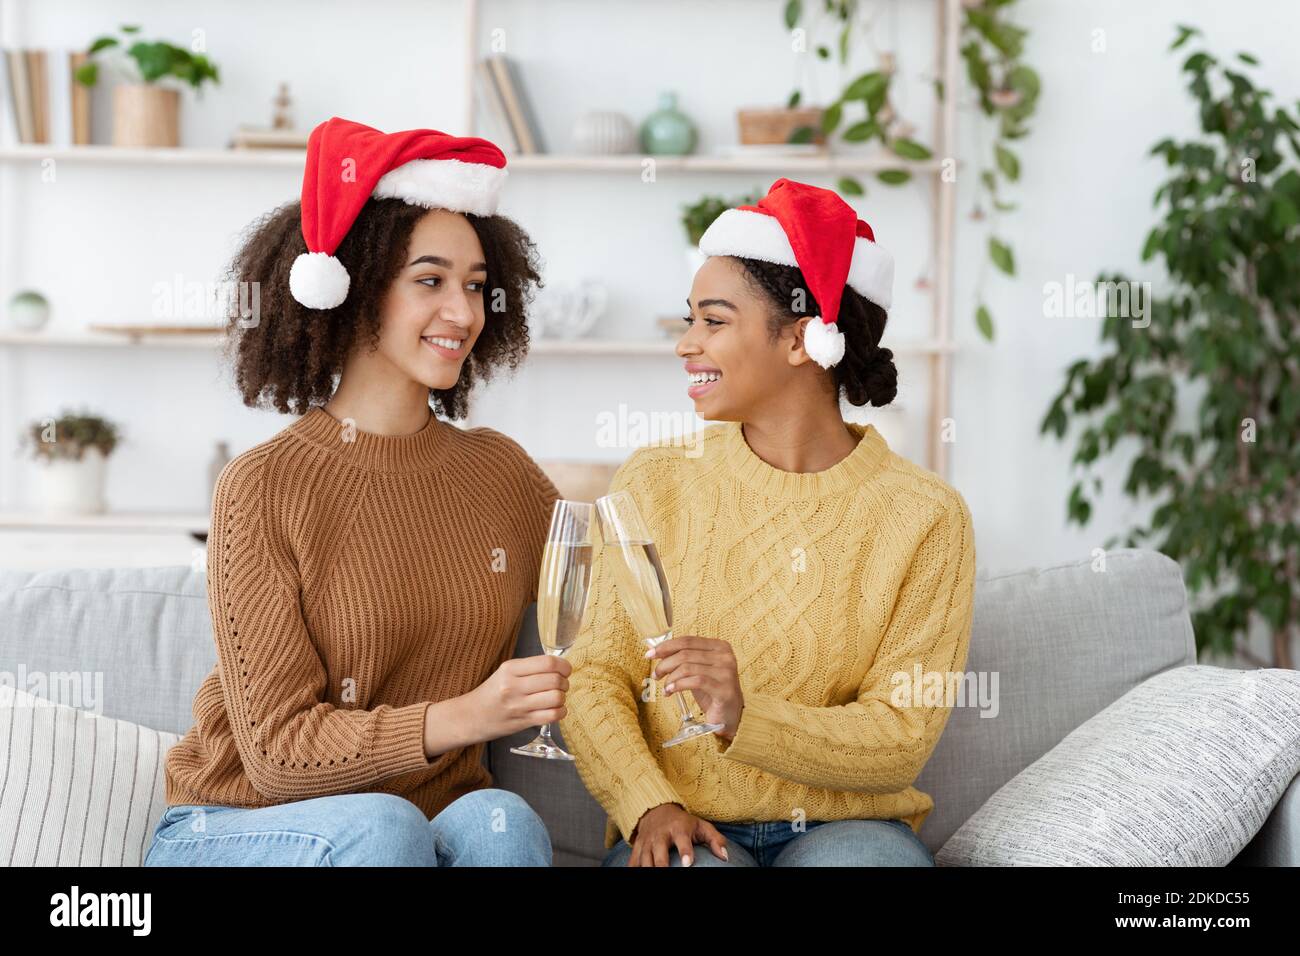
[1,547,1294,865]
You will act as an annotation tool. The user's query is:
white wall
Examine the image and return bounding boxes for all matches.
[1,0,1292,601]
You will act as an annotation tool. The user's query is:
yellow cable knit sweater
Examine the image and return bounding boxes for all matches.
[558,419,976,849]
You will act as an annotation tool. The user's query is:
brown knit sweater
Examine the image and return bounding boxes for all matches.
[164,404,559,820]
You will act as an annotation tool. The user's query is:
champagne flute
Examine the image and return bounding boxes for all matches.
[510,500,596,760]
[595,489,724,747]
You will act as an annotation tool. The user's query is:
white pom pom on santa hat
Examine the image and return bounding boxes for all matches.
[289,252,351,311]
[289,117,509,309]
[803,316,846,368]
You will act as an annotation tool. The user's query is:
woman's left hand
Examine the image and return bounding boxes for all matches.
[648,635,744,740]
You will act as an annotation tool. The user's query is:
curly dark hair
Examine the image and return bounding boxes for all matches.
[217,197,542,420]
[733,256,898,408]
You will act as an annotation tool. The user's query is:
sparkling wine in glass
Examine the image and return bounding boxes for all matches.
[595,489,724,747]
[510,500,595,760]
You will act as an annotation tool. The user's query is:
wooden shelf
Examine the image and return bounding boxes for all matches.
[0,329,228,349]
[0,143,943,175]
[0,329,956,356]
[0,510,210,534]
[0,144,307,167]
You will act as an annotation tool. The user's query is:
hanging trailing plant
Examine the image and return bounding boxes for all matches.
[960,0,1040,341]
[782,0,1038,339]
[783,0,933,198]
[1040,25,1300,669]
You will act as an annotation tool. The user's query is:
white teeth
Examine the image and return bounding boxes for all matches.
[424,336,462,351]
[689,372,721,384]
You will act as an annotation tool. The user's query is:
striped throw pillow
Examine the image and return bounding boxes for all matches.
[0,684,180,866]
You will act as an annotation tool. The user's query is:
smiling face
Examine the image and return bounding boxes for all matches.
[373,207,488,391]
[678,255,820,421]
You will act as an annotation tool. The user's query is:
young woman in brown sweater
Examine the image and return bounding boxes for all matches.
[144,120,568,867]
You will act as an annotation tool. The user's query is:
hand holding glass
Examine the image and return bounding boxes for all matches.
[595,489,724,747]
[510,500,595,760]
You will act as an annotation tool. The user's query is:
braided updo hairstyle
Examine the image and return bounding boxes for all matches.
[733,256,898,407]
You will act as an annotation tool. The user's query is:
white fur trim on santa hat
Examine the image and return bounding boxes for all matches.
[372,157,508,216]
[804,318,846,368]
[290,251,350,309]
[698,207,894,311]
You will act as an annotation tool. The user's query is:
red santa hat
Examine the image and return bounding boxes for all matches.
[289,117,509,309]
[697,177,893,368]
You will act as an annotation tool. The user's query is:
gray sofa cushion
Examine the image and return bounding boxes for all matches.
[0,567,211,735]
[935,664,1300,865]
[487,607,608,867]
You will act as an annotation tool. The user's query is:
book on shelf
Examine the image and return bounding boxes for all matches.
[4,49,36,143]
[484,54,546,154]
[69,52,91,144]
[475,59,519,153]
[25,50,49,144]
[229,124,310,150]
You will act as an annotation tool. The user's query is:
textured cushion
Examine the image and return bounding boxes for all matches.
[0,684,179,866]
[936,665,1300,866]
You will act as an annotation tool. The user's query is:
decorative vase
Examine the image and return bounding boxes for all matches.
[572,111,637,155]
[36,448,108,514]
[7,290,50,331]
[640,92,697,155]
[112,84,180,147]
[535,282,609,339]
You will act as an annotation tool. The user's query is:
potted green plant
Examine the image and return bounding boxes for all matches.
[74,24,220,147]
[681,190,761,274]
[22,410,121,514]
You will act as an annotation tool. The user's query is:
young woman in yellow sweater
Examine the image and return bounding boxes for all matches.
[145,119,568,867]
[559,179,976,867]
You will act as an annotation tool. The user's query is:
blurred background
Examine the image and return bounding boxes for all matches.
[1,1,1296,668]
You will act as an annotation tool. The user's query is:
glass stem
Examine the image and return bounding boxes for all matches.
[540,646,567,740]
[651,629,696,720]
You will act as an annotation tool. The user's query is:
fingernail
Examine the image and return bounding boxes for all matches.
[683,855,692,867]
[665,683,674,692]
[720,848,729,860]
[644,648,654,658]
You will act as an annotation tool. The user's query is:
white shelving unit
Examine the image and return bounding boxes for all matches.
[0,510,209,534]
[0,0,963,545]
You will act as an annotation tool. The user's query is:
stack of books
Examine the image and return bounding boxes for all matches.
[229,125,310,150]
[3,48,91,145]
[476,54,546,155]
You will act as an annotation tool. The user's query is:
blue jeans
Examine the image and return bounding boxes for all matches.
[602,817,934,867]
[143,789,551,866]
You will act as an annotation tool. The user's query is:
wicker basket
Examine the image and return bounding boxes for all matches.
[736,107,825,146]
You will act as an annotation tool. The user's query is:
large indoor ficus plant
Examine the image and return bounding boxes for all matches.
[1041,25,1300,669]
